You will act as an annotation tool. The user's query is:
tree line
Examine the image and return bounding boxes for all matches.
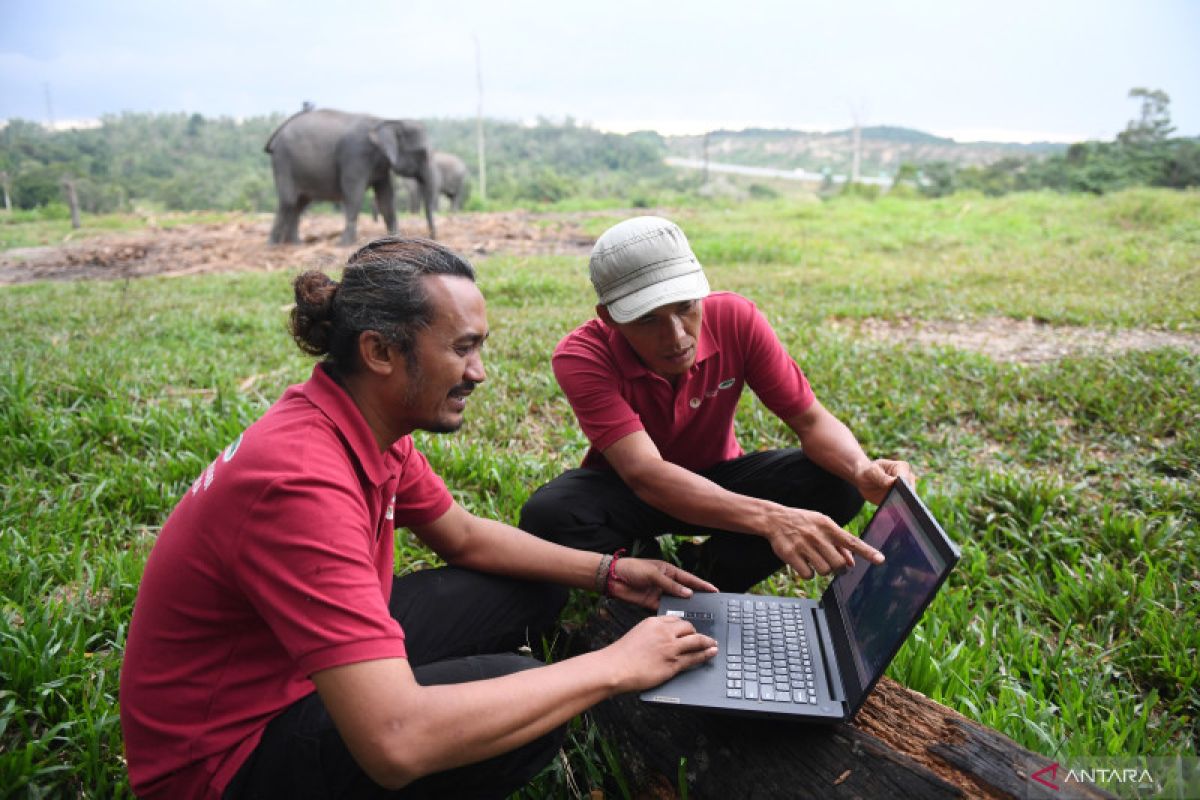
[0,112,680,216]
[1,89,1196,217]
[899,89,1200,197]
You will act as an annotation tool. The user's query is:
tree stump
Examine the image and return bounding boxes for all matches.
[577,600,1114,800]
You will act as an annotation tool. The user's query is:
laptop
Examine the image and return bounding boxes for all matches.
[640,478,960,721]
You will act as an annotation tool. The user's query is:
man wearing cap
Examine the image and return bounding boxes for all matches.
[519,216,913,592]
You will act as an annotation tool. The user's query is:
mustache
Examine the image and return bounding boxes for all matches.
[448,381,478,397]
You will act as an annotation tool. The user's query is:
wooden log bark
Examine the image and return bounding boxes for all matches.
[578,600,1114,800]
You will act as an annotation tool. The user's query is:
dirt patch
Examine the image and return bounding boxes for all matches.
[0,211,596,285]
[5,212,1196,364]
[839,316,1200,365]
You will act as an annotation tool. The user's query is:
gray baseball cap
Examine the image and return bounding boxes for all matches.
[588,216,710,323]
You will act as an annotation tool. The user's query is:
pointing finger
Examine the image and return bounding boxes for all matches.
[843,531,884,563]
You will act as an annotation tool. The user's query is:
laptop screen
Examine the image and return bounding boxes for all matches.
[833,490,949,685]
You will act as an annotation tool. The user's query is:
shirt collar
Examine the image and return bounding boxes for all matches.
[301,364,398,486]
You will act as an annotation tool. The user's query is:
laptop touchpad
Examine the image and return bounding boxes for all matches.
[666,608,716,634]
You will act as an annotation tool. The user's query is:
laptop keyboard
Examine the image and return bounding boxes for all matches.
[725,599,818,705]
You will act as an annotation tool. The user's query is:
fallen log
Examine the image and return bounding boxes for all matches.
[577,600,1113,800]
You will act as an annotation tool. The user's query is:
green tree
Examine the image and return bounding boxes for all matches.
[1118,88,1175,146]
[919,162,958,198]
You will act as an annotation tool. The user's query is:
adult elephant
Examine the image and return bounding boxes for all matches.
[265,108,437,245]
[405,151,471,213]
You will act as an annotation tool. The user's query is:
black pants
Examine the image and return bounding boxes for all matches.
[519,449,864,593]
[224,568,569,799]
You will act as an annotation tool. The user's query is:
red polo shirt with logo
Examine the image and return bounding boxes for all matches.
[553,292,816,472]
[120,364,453,799]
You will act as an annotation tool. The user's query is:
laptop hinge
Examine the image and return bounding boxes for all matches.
[812,605,846,704]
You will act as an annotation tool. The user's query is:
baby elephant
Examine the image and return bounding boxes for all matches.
[404,151,471,213]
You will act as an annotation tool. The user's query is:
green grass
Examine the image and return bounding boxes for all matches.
[1,189,1197,797]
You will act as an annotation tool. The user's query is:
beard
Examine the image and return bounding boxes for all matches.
[404,355,476,434]
[420,411,465,434]
[428,379,478,433]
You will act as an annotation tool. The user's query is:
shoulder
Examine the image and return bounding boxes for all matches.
[554,318,617,365]
[221,394,355,492]
[703,292,768,337]
[705,291,758,316]
[703,291,760,325]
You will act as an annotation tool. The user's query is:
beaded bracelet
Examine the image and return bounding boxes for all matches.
[603,548,628,597]
[594,554,613,594]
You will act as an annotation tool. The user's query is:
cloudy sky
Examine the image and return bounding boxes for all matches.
[2,0,1197,143]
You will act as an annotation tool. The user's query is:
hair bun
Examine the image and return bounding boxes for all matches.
[290,271,338,355]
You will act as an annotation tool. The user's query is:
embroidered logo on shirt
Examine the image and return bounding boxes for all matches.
[222,433,244,462]
[696,377,737,404]
[191,431,246,495]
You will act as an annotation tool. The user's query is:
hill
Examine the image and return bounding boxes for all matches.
[664,125,1068,178]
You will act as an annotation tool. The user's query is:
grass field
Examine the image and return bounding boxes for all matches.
[1,189,1197,797]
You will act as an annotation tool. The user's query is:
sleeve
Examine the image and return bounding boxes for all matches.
[233,472,407,677]
[738,298,816,420]
[552,343,645,453]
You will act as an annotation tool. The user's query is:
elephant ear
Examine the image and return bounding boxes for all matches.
[391,121,430,152]
[368,124,404,171]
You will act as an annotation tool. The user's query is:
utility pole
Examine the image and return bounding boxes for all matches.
[848,99,867,185]
[474,34,487,203]
[851,120,861,184]
[61,176,81,228]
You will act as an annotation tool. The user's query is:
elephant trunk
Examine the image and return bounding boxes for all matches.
[418,159,438,240]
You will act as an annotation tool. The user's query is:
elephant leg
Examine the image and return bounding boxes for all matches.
[285,197,310,244]
[270,166,296,245]
[339,187,365,246]
[271,199,303,245]
[269,209,288,244]
[374,180,398,235]
[404,180,421,215]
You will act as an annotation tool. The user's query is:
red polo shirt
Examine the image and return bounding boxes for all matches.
[553,292,815,472]
[120,365,453,799]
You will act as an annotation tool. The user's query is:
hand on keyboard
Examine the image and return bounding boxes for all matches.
[607,557,718,611]
[606,615,719,693]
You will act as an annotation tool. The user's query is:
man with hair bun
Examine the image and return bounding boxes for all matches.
[520,216,914,592]
[120,236,718,799]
